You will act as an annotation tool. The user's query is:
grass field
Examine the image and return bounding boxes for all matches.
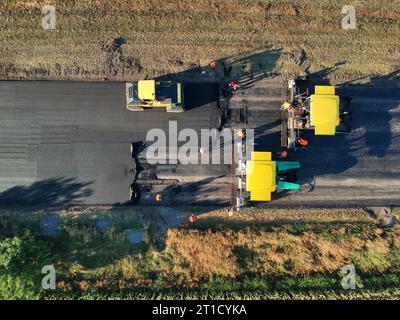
[1,206,399,299]
[0,0,399,80]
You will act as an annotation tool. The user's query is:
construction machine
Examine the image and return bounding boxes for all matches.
[234,135,301,208]
[281,78,352,149]
[126,80,184,112]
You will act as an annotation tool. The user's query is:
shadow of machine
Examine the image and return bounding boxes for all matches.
[0,177,93,206]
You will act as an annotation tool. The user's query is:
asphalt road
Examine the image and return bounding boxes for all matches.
[0,78,399,206]
[0,81,224,205]
[284,84,400,206]
[231,78,400,206]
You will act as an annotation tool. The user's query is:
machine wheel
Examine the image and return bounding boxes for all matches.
[127,106,145,111]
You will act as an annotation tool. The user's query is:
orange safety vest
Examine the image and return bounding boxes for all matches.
[229,81,239,90]
[298,138,309,146]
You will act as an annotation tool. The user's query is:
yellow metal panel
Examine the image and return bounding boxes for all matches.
[246,152,276,202]
[138,80,156,101]
[315,124,336,135]
[251,151,271,161]
[250,191,271,201]
[315,85,335,95]
[310,94,340,136]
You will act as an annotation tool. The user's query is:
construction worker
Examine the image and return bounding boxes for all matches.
[301,108,310,117]
[189,214,199,223]
[155,193,162,202]
[292,98,302,108]
[281,102,291,110]
[228,80,239,91]
[279,149,288,159]
[238,129,246,138]
[299,107,309,129]
[297,137,309,147]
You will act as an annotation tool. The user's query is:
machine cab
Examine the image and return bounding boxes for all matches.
[126,80,184,112]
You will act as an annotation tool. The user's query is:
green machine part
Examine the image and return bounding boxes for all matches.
[277,180,301,191]
[275,161,301,191]
[276,161,301,172]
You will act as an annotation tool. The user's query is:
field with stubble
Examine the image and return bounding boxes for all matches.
[0,0,399,80]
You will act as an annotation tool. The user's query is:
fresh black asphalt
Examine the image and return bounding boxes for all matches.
[0,81,222,205]
[0,79,399,206]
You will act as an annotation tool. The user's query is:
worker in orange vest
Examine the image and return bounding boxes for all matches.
[189,214,199,223]
[229,80,239,91]
[297,137,309,147]
[279,149,288,159]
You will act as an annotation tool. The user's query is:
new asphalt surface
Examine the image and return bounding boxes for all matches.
[0,78,399,206]
[0,81,224,205]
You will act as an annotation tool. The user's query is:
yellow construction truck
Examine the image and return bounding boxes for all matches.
[281,78,352,149]
[234,133,301,208]
[126,80,184,112]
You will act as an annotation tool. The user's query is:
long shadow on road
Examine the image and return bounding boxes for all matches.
[337,70,400,158]
[284,69,400,188]
[0,177,93,206]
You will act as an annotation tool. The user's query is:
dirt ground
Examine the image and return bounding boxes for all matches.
[0,1,399,81]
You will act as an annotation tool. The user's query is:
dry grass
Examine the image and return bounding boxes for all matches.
[49,206,398,288]
[164,225,400,283]
[153,207,400,285]
[1,206,399,298]
[194,207,375,230]
[0,0,399,80]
